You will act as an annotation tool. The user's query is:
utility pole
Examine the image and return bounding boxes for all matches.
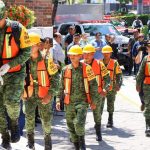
[103,0,106,15]
[137,0,143,14]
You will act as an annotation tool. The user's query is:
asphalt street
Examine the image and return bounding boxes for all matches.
[0,75,150,150]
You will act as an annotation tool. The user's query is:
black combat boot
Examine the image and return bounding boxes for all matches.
[94,124,102,141]
[44,134,52,150]
[106,113,113,128]
[1,130,11,150]
[145,119,150,137]
[26,133,35,150]
[73,142,80,150]
[10,119,20,143]
[79,136,86,150]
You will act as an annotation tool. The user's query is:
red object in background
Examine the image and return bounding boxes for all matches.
[133,0,150,6]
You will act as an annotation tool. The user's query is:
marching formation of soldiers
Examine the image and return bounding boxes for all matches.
[0,1,150,150]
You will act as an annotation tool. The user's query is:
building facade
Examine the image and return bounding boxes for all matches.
[5,0,52,26]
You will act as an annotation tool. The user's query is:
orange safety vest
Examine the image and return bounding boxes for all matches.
[23,60,50,98]
[2,27,21,72]
[144,56,150,84]
[64,63,92,105]
[106,59,116,90]
[92,59,104,93]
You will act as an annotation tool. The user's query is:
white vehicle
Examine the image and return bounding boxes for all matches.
[28,26,53,39]
[57,22,129,51]
[58,22,130,70]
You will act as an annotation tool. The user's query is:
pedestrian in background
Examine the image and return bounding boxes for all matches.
[0,1,31,149]
[82,44,110,141]
[127,29,139,76]
[22,33,59,150]
[64,25,76,64]
[136,42,150,137]
[132,16,143,31]
[92,32,107,60]
[66,33,81,64]
[101,45,123,128]
[132,33,145,75]
[56,45,99,150]
[52,32,65,65]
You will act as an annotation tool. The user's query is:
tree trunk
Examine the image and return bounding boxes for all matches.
[52,0,59,25]
[137,0,143,14]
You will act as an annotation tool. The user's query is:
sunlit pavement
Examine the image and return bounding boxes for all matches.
[0,74,150,150]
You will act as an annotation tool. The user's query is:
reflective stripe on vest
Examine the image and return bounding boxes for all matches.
[144,56,150,84]
[107,59,116,90]
[2,27,21,72]
[92,59,103,93]
[23,60,50,99]
[64,63,92,105]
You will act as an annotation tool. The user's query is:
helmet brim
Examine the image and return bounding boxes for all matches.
[67,52,83,55]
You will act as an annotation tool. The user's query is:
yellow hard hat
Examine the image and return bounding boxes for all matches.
[29,32,41,46]
[102,45,113,53]
[83,44,96,53]
[68,45,83,55]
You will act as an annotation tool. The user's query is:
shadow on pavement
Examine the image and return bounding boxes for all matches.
[87,140,115,150]
[102,127,134,138]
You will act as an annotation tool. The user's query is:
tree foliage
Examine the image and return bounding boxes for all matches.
[116,0,133,4]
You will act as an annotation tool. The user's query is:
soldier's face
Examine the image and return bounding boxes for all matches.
[103,53,111,59]
[69,54,82,63]
[83,53,94,64]
[31,44,39,58]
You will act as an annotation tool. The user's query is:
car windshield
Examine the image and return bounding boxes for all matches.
[82,24,121,36]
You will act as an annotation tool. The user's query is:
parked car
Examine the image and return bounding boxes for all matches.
[27,26,53,38]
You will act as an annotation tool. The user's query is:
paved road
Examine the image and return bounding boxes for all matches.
[0,75,150,150]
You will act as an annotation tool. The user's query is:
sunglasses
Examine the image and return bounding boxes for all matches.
[139,36,144,38]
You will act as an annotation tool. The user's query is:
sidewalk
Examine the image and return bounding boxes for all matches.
[0,76,150,150]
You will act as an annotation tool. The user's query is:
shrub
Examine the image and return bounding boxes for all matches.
[7,5,36,29]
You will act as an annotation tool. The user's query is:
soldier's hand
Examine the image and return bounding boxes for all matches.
[136,85,141,92]
[42,94,52,105]
[0,76,4,85]
[56,102,61,111]
[140,104,145,111]
[116,86,120,91]
[0,64,10,76]
[100,90,107,97]
[90,103,96,110]
[55,64,60,69]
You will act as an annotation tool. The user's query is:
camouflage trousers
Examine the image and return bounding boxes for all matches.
[143,84,150,120]
[92,98,102,125]
[101,90,116,114]
[65,102,88,143]
[0,78,24,133]
[24,96,53,135]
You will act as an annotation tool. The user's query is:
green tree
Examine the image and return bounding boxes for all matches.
[116,0,133,3]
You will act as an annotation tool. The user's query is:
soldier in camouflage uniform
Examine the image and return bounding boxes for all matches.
[136,43,150,137]
[56,45,99,150]
[23,33,59,150]
[0,1,31,149]
[82,44,110,141]
[101,45,122,128]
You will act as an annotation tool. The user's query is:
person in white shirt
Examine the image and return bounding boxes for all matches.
[132,17,143,30]
[52,32,65,64]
